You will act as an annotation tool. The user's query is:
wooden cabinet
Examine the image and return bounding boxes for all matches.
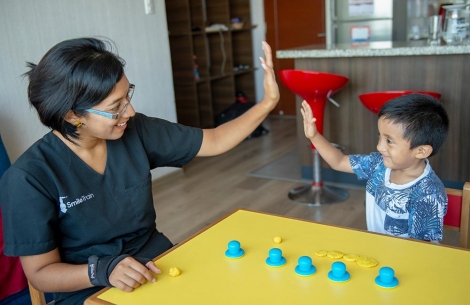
[165,0,257,128]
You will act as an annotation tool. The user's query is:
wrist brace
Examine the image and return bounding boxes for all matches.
[87,255,153,286]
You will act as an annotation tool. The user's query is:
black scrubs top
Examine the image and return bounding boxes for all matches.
[0,113,203,304]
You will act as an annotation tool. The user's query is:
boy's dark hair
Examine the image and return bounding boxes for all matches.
[378,93,449,157]
[23,37,125,142]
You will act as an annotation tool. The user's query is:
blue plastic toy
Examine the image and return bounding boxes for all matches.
[375,266,399,288]
[294,256,316,276]
[328,261,350,282]
[224,240,245,259]
[265,248,286,267]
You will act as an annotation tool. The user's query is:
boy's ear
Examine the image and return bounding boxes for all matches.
[415,145,433,159]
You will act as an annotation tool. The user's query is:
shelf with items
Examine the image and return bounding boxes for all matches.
[234,70,256,104]
[231,22,255,103]
[206,31,233,76]
[192,34,209,80]
[231,29,254,70]
[165,0,257,128]
[231,25,257,33]
[174,68,254,85]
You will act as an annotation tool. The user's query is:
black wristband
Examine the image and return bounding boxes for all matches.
[88,255,100,286]
[87,255,153,287]
[88,254,130,286]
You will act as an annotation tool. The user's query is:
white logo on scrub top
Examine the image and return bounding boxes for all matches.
[59,196,68,213]
[59,193,95,213]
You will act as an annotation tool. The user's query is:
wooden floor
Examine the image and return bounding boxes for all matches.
[152,117,459,247]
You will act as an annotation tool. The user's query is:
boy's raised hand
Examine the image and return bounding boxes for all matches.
[301,100,318,140]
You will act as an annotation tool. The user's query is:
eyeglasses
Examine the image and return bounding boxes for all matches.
[84,84,135,119]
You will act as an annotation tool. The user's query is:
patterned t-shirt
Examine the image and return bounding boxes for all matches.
[350,152,447,241]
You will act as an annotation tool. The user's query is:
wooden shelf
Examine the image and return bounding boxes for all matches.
[167,25,258,37]
[165,0,256,128]
[231,24,257,32]
[173,69,255,86]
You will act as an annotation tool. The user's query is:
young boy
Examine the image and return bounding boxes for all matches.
[301,93,449,241]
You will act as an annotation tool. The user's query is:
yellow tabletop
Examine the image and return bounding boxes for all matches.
[86,209,470,305]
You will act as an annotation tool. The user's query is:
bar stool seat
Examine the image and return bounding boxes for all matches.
[359,91,442,114]
[279,69,349,206]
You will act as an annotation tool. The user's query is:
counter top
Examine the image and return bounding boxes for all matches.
[276,40,470,58]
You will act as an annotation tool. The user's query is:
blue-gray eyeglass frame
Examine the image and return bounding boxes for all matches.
[84,84,135,119]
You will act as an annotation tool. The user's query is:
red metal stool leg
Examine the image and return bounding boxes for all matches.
[287,97,348,205]
[280,70,349,206]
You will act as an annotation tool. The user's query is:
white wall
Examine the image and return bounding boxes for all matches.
[0,0,266,179]
[0,0,178,179]
[250,1,266,103]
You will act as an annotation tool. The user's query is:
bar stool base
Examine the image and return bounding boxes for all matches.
[288,184,349,206]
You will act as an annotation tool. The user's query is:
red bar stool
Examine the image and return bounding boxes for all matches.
[279,70,349,205]
[359,91,442,114]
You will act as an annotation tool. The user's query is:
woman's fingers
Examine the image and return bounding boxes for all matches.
[262,41,273,68]
[260,41,279,103]
[110,257,158,291]
[146,261,161,274]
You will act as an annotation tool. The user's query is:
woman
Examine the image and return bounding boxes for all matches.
[0,37,279,304]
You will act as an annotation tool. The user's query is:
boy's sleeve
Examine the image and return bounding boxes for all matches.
[349,152,383,180]
[408,191,447,241]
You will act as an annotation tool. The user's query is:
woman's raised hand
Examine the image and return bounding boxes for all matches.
[259,41,279,109]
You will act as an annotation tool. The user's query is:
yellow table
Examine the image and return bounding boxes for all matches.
[86,209,470,305]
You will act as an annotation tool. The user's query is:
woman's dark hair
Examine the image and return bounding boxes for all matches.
[23,37,126,142]
[378,93,449,157]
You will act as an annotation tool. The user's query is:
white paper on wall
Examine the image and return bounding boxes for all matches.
[348,0,374,16]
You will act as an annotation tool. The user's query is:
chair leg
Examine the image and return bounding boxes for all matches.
[460,182,470,248]
[288,149,349,206]
[28,281,47,305]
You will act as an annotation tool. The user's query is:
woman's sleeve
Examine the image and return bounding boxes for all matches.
[0,167,58,256]
[132,113,203,168]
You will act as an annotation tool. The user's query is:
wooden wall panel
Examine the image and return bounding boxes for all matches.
[166,0,191,34]
[169,36,195,81]
[231,30,253,67]
[197,82,213,128]
[174,84,199,127]
[211,77,235,115]
[264,0,325,116]
[206,0,230,25]
[190,0,205,28]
